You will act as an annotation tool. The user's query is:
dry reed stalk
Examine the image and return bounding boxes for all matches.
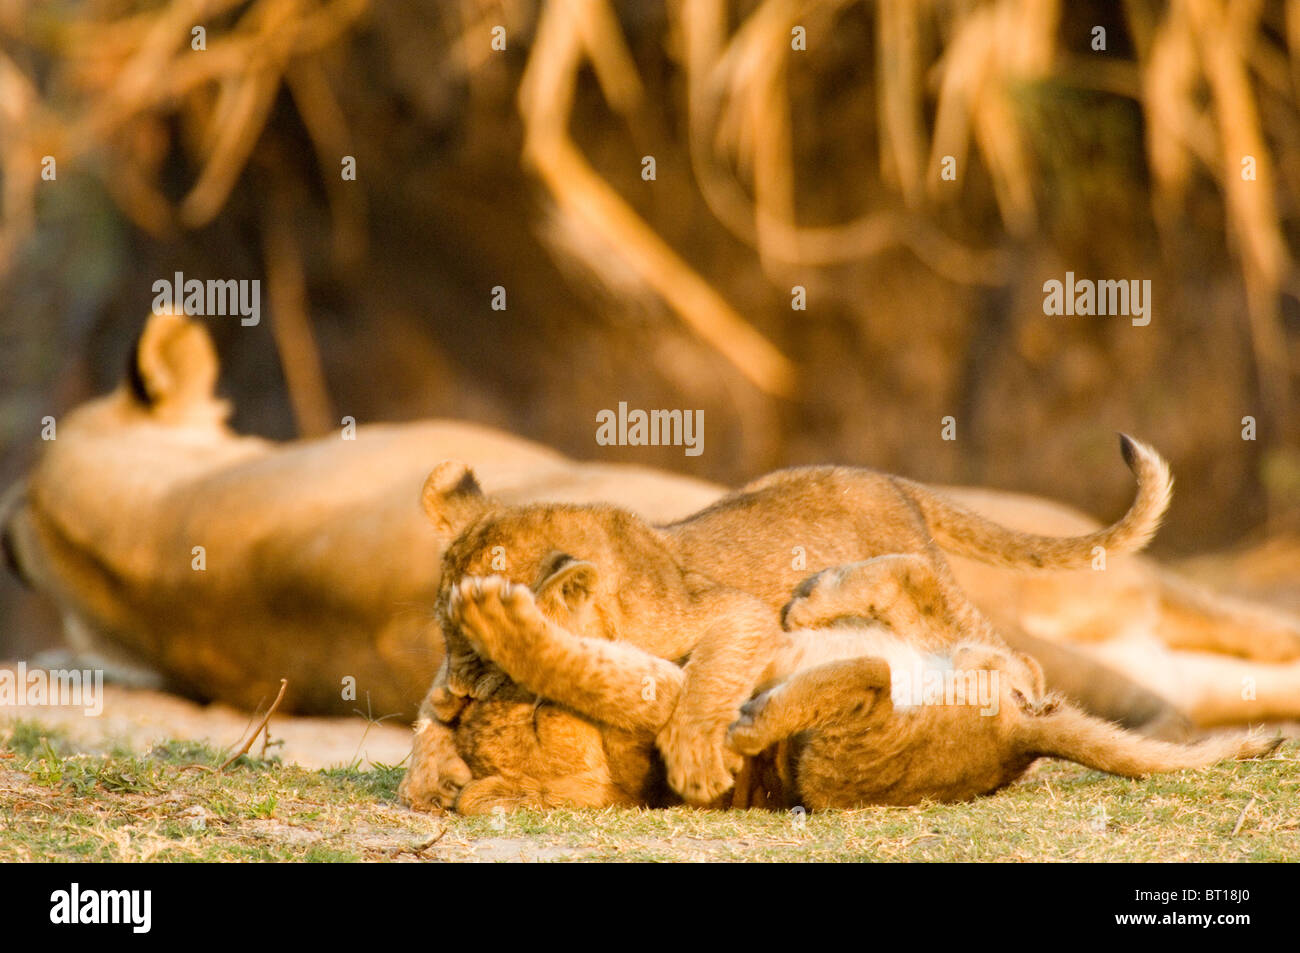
[686,0,1008,282]
[285,57,367,269]
[520,0,797,396]
[0,0,1294,412]
[1186,0,1290,415]
[878,0,927,207]
[263,190,336,437]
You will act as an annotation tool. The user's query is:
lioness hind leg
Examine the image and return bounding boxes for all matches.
[449,575,683,732]
[1155,575,1300,662]
[726,656,893,756]
[1165,655,1300,726]
[1089,638,1300,725]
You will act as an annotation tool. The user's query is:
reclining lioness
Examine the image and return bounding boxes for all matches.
[9,312,1299,735]
[0,312,721,716]
[404,562,1277,814]
[415,435,1175,805]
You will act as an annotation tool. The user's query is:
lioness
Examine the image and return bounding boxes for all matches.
[7,312,1298,735]
[0,311,1176,729]
[403,566,1277,814]
[417,434,1175,804]
[0,312,721,716]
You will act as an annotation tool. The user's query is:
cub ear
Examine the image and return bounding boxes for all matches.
[129,312,220,410]
[421,461,487,534]
[535,555,599,614]
[1012,650,1047,699]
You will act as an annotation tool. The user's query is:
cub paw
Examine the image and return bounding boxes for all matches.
[658,720,740,806]
[780,568,845,631]
[447,575,536,698]
[444,650,502,700]
[725,690,777,756]
[447,575,548,696]
[449,576,539,647]
[427,680,468,723]
[455,776,544,816]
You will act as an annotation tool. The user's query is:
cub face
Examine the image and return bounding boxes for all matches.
[421,465,682,699]
[405,557,673,815]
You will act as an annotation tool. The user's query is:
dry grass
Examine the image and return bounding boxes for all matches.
[3,718,1296,863]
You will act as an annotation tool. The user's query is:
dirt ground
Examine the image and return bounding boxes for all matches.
[0,674,413,771]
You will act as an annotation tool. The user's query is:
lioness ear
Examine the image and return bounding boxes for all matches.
[421,461,487,534]
[129,312,220,410]
[535,556,599,613]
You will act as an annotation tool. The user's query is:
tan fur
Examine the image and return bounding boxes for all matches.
[726,557,1279,807]
[1,313,720,716]
[9,313,1299,747]
[404,565,1276,814]
[417,438,1174,805]
[943,488,1300,728]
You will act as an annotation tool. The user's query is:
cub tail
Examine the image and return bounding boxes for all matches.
[902,433,1172,570]
[1016,702,1281,778]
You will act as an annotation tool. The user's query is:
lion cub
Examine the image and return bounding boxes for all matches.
[402,557,1277,814]
[399,562,675,815]
[401,564,758,815]
[727,556,1281,806]
[415,436,1173,805]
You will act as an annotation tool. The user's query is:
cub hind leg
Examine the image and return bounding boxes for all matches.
[782,553,994,646]
[726,656,892,756]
